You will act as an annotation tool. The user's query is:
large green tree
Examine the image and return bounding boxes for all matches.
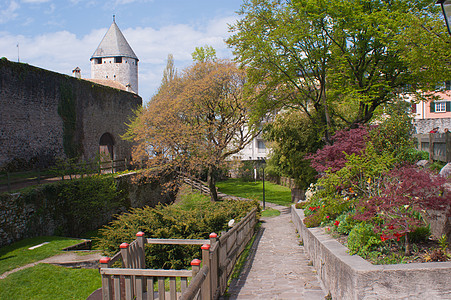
[228,0,451,141]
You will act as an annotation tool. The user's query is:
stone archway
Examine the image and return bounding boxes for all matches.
[99,132,115,161]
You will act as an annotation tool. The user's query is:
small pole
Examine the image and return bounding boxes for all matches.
[262,166,266,210]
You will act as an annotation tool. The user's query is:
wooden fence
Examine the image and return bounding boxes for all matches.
[0,159,130,192]
[414,133,451,162]
[98,207,258,300]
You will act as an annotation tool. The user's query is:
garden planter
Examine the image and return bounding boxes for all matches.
[291,205,451,300]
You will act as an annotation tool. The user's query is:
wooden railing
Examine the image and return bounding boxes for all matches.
[178,174,212,196]
[414,133,451,162]
[98,207,258,300]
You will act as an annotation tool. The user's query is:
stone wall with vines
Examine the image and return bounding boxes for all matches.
[0,57,142,171]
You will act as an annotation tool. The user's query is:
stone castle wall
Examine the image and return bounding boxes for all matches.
[0,58,142,170]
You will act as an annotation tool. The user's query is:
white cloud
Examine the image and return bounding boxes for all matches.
[0,1,20,24]
[0,14,237,103]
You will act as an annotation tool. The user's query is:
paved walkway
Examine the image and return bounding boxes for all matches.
[226,203,327,299]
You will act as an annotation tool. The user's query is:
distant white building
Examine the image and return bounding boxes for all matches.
[231,132,269,161]
[90,17,139,94]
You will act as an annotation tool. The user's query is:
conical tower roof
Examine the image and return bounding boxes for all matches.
[91,20,138,60]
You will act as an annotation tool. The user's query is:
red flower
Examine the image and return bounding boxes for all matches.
[388,225,394,230]
[394,232,403,242]
[326,216,330,219]
[381,234,389,242]
[334,220,340,227]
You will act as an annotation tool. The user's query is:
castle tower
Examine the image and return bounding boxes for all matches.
[91,17,139,93]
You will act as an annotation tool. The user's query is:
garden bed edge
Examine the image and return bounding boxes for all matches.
[291,205,451,300]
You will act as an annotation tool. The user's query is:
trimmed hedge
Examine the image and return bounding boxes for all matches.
[96,198,260,269]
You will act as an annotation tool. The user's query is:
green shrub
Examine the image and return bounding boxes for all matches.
[335,212,358,235]
[429,161,446,173]
[96,198,259,269]
[408,226,431,243]
[303,213,323,228]
[347,222,381,256]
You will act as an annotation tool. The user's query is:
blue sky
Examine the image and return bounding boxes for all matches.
[0,0,244,102]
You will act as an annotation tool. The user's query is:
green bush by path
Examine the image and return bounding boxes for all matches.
[96,189,259,270]
[216,178,292,206]
[0,236,81,275]
[0,264,101,300]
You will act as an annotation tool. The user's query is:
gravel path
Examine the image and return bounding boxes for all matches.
[225,203,327,299]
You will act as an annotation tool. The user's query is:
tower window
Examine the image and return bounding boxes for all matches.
[95,58,102,64]
[114,57,122,63]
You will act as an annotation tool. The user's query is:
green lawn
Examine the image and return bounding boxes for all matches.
[216,178,292,206]
[0,264,101,299]
[0,236,82,275]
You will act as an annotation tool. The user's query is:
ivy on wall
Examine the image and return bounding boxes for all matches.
[58,82,83,159]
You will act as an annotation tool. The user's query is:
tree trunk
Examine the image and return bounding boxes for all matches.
[404,234,411,256]
[207,165,218,202]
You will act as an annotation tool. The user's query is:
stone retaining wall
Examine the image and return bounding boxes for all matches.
[0,172,175,248]
[291,206,451,300]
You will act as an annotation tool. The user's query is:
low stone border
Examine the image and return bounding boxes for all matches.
[291,205,451,300]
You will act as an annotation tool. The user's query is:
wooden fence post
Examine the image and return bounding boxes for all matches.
[201,244,211,300]
[191,259,201,299]
[136,232,146,269]
[120,243,130,268]
[429,133,434,162]
[209,233,218,299]
[446,133,451,162]
[100,257,113,300]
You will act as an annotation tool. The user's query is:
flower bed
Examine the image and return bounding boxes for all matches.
[292,206,451,300]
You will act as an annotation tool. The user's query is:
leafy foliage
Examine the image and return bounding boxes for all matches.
[228,0,451,142]
[263,110,321,189]
[96,198,259,269]
[306,126,369,173]
[354,166,450,253]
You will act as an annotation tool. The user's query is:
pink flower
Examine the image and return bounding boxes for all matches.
[326,216,330,219]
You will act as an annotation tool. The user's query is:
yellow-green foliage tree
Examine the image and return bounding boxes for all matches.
[126,58,259,201]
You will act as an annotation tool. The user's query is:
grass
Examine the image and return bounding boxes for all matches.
[261,208,280,217]
[0,236,82,275]
[175,184,211,210]
[0,264,101,299]
[216,178,292,206]
[0,170,55,185]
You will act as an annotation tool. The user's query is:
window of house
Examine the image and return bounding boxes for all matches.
[446,81,451,90]
[257,140,266,153]
[95,58,102,64]
[436,102,446,112]
[114,57,122,63]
